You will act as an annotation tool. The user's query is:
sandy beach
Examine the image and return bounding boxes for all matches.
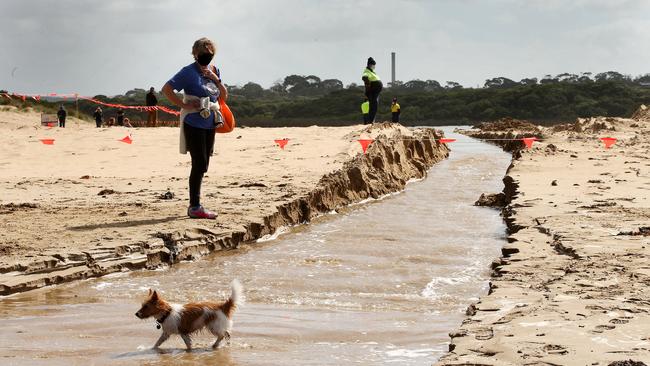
[0,107,449,295]
[438,111,650,364]
[5,103,650,364]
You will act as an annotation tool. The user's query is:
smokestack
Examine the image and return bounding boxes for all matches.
[391,52,396,85]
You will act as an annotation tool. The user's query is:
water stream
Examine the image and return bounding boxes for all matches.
[0,127,511,365]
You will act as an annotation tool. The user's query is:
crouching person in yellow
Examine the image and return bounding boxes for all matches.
[391,98,401,123]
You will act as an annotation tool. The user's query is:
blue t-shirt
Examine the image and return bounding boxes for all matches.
[167,62,221,129]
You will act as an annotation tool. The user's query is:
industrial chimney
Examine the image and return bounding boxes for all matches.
[391,52,396,85]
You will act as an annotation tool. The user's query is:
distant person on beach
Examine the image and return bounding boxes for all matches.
[161,37,228,219]
[57,105,67,128]
[117,108,125,126]
[93,107,103,128]
[362,57,382,123]
[146,87,158,127]
[361,97,370,124]
[391,98,401,123]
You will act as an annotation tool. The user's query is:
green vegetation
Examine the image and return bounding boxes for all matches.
[3,71,650,126]
[223,72,650,126]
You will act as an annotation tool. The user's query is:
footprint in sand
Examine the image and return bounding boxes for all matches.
[543,344,568,355]
[474,327,494,340]
[592,324,616,333]
[609,316,633,324]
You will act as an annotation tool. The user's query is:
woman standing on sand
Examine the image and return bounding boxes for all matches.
[362,57,382,123]
[161,37,228,219]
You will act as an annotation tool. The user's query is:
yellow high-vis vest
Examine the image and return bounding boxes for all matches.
[362,68,381,82]
[391,103,401,113]
[361,101,370,114]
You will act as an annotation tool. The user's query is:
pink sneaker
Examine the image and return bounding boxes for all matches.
[187,205,217,219]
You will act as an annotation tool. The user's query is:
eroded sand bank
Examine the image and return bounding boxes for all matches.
[0,108,449,295]
[438,114,650,365]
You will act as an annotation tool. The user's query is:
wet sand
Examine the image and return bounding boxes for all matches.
[0,129,511,365]
[0,107,448,294]
[439,116,650,364]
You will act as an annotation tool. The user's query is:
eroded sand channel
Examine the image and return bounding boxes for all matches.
[0,128,510,365]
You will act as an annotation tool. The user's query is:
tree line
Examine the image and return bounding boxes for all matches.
[224,71,650,126]
[3,71,650,126]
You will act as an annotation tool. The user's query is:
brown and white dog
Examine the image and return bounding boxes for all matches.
[135,280,242,350]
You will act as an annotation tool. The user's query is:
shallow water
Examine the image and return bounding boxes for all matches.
[0,127,511,365]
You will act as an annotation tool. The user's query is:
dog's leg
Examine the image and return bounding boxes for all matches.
[212,335,224,349]
[180,334,192,351]
[153,332,170,349]
[212,330,231,349]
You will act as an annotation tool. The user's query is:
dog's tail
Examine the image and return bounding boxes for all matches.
[222,279,243,318]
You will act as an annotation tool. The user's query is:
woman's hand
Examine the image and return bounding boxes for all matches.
[201,68,221,84]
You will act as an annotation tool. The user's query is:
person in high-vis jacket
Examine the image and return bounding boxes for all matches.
[361,57,382,123]
[361,97,370,124]
[391,98,401,123]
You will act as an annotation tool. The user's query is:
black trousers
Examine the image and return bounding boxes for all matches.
[184,123,215,207]
[366,90,381,123]
[391,111,400,123]
[95,119,102,128]
[362,113,370,124]
[59,118,66,128]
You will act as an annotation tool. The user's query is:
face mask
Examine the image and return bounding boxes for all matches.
[197,53,213,66]
[370,65,375,70]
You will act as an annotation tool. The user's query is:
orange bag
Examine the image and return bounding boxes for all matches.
[216,98,235,133]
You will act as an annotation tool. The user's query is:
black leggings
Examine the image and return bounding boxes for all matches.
[184,123,215,207]
[366,89,381,123]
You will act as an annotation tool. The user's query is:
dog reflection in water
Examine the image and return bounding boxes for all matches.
[135,280,242,350]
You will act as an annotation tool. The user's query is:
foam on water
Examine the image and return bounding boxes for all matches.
[256,226,290,242]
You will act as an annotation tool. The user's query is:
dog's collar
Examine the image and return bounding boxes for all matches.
[156,311,170,329]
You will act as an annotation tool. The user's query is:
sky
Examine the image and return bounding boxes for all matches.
[1,0,650,96]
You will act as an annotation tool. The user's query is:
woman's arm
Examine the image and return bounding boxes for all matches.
[217,81,228,102]
[201,67,228,102]
[161,83,199,109]
[362,76,370,95]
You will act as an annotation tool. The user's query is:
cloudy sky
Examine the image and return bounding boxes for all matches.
[1,0,650,96]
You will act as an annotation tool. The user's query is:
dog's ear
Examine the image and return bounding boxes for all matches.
[151,290,159,302]
[148,288,153,296]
